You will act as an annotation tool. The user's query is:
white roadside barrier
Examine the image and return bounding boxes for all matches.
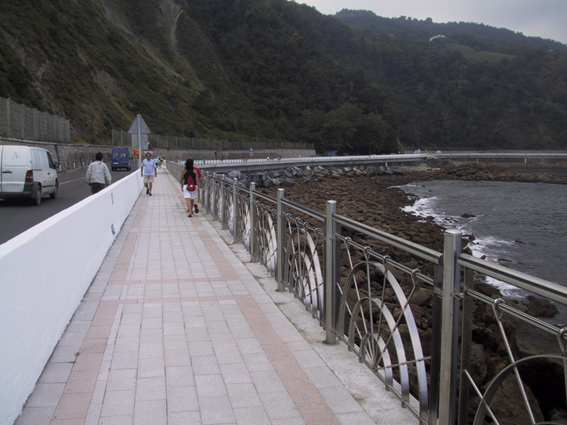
[0,171,143,425]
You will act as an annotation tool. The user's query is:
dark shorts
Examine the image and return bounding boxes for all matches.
[91,183,106,194]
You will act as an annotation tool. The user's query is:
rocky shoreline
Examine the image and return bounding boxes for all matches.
[241,160,566,423]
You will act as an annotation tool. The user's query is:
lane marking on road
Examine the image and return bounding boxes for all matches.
[60,177,86,185]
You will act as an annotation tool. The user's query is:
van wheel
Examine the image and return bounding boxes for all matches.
[33,186,42,206]
[50,180,59,199]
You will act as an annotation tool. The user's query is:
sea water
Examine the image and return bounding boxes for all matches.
[396,180,567,297]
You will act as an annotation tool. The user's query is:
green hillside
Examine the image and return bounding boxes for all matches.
[446,45,516,62]
[0,0,566,152]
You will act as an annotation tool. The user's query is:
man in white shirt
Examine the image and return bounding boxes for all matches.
[86,152,112,194]
[141,153,157,196]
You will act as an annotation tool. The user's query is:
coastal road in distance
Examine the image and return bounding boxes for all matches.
[0,167,136,245]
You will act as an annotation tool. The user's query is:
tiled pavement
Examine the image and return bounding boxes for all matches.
[15,168,415,425]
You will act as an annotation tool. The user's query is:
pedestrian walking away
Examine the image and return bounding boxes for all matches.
[180,158,202,217]
[141,153,157,196]
[86,152,112,194]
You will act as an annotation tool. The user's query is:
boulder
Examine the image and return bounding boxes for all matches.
[469,342,489,387]
[410,288,433,306]
[479,373,544,425]
[226,170,242,179]
[525,296,559,318]
[474,282,503,299]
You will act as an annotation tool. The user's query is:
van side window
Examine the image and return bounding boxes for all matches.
[40,151,48,168]
[32,150,42,168]
[47,152,56,169]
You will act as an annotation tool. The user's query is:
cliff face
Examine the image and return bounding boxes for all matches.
[0,0,251,143]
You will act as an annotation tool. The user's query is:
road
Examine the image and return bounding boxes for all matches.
[0,167,136,245]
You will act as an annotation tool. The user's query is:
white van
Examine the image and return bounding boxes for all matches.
[0,145,58,205]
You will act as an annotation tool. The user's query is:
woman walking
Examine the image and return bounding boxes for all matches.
[180,158,202,217]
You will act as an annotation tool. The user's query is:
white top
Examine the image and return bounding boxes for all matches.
[86,161,112,185]
[142,158,157,175]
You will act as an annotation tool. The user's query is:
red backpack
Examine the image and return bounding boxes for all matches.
[184,170,196,191]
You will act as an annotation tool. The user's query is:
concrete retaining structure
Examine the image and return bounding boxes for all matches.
[0,172,144,425]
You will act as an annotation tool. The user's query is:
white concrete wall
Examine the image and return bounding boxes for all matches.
[0,172,143,425]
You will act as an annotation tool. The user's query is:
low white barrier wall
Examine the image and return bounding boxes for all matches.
[0,172,144,425]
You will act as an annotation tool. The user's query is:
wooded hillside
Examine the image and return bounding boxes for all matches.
[0,0,565,152]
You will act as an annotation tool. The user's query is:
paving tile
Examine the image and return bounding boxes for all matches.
[251,370,287,394]
[163,335,188,351]
[165,365,195,387]
[258,391,302,420]
[107,369,137,391]
[138,342,164,359]
[38,362,73,383]
[198,396,235,425]
[233,406,270,425]
[100,390,135,417]
[336,411,376,425]
[110,351,139,370]
[139,329,163,344]
[14,406,55,425]
[52,392,93,420]
[98,416,133,425]
[226,383,262,409]
[188,340,214,357]
[166,386,199,412]
[195,374,227,397]
[319,386,365,414]
[133,399,167,425]
[164,349,191,367]
[136,377,166,401]
[25,383,65,407]
[192,356,220,375]
[220,363,253,385]
[168,411,202,424]
[137,357,165,378]
[302,366,343,389]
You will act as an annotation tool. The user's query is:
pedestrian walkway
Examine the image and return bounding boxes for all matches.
[15,168,414,425]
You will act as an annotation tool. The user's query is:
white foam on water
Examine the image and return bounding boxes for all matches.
[395,184,525,298]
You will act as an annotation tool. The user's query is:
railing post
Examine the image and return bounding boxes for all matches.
[458,268,475,425]
[324,200,339,345]
[438,228,462,425]
[428,264,443,424]
[203,173,209,212]
[212,173,217,221]
[276,189,286,292]
[250,182,257,262]
[220,178,226,230]
[232,178,238,239]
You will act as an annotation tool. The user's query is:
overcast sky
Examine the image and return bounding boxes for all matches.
[299,0,567,45]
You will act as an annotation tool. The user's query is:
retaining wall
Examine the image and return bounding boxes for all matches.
[0,171,144,425]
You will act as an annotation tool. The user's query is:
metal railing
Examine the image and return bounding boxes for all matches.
[0,97,70,142]
[167,162,567,424]
[191,153,424,166]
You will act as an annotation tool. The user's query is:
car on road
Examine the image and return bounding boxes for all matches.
[0,145,58,205]
[111,148,131,171]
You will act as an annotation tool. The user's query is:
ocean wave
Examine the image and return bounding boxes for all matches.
[397,182,526,298]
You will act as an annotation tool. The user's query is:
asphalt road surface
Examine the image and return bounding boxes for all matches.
[0,167,136,245]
